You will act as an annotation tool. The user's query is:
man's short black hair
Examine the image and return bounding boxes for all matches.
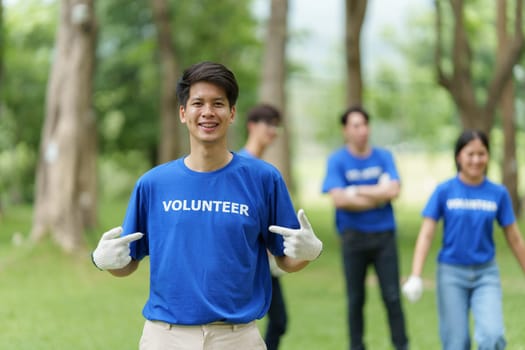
[176,61,239,108]
[246,104,281,126]
[340,105,370,125]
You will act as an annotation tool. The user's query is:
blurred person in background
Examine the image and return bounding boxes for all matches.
[91,61,323,350]
[321,105,409,350]
[403,129,525,350]
[238,103,288,350]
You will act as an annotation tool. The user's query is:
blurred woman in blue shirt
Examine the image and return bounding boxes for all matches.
[403,130,525,350]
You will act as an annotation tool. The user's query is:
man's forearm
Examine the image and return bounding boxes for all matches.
[331,188,383,211]
[108,259,140,277]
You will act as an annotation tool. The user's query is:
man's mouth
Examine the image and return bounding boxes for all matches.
[199,122,219,129]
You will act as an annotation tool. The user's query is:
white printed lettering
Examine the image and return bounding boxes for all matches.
[240,204,249,216]
[202,200,211,211]
[161,199,250,217]
[346,166,383,182]
[172,200,182,210]
[162,201,172,211]
[191,200,201,211]
[446,198,497,212]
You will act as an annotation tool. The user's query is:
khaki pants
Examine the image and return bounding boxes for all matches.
[139,319,267,350]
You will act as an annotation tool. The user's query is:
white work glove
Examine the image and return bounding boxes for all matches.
[92,227,143,270]
[268,253,287,277]
[402,275,423,303]
[269,209,323,261]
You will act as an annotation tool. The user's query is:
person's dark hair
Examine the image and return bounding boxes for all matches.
[454,129,490,172]
[246,104,281,126]
[176,61,239,108]
[340,105,370,125]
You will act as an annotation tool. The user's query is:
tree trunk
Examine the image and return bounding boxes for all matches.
[435,0,524,135]
[497,0,520,215]
[345,0,367,106]
[31,0,97,253]
[259,0,293,190]
[150,0,180,164]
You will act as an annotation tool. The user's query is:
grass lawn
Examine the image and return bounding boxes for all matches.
[1,151,525,349]
[1,200,525,349]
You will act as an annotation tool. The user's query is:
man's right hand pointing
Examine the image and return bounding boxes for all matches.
[269,209,323,261]
[92,227,143,270]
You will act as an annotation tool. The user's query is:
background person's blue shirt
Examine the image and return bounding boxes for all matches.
[422,175,515,265]
[322,146,400,234]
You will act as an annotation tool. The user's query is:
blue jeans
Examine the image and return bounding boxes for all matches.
[265,276,287,350]
[342,230,408,350]
[437,262,506,350]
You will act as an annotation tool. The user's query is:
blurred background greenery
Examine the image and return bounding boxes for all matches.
[1,0,525,348]
[2,152,525,348]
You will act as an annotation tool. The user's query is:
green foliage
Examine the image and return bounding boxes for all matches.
[363,6,459,150]
[365,62,459,150]
[170,0,263,149]
[95,0,159,162]
[1,0,264,208]
[98,151,151,200]
[0,143,36,205]
[2,0,57,152]
[435,0,522,105]
[94,0,263,162]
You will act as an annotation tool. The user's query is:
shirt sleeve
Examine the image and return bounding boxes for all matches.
[266,173,296,257]
[322,155,347,192]
[497,186,516,228]
[382,150,400,182]
[422,185,443,221]
[122,179,150,260]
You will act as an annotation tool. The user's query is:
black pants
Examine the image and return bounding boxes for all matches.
[265,276,287,350]
[342,230,408,350]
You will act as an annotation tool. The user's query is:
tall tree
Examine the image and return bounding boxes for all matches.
[150,0,180,163]
[497,0,521,214]
[31,0,98,252]
[435,0,524,134]
[345,0,368,106]
[259,0,293,189]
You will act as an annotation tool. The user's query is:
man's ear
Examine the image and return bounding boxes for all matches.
[229,105,236,124]
[179,105,186,123]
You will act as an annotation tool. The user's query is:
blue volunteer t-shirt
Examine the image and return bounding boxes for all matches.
[121,153,297,325]
[322,146,400,233]
[422,176,515,265]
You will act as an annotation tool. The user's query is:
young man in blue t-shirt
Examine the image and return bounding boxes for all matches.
[91,61,323,350]
[322,105,408,350]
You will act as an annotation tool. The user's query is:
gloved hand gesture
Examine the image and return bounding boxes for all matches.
[92,227,143,270]
[269,209,323,261]
[402,275,423,303]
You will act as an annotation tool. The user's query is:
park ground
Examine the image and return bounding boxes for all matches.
[1,151,525,349]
